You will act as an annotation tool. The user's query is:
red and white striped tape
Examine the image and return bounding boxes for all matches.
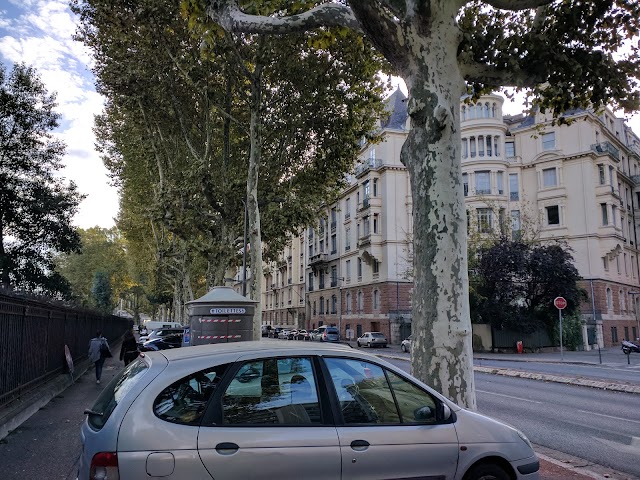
[197,335,242,339]
[198,318,242,323]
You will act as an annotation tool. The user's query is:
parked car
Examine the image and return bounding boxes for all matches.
[138,333,184,352]
[401,334,413,353]
[138,327,184,345]
[78,341,539,480]
[313,325,340,342]
[269,327,283,339]
[357,332,388,348]
[261,325,272,338]
[278,329,291,340]
[138,326,148,336]
[295,329,310,341]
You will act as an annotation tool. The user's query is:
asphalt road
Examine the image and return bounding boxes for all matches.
[474,358,640,384]
[385,357,640,479]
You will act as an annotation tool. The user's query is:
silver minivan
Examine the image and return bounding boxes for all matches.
[78,342,539,480]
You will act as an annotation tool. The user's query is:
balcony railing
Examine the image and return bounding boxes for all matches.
[355,158,383,177]
[475,189,491,195]
[591,141,620,161]
[309,253,328,266]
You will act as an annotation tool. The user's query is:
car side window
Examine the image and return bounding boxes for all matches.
[154,364,228,425]
[222,357,322,425]
[386,370,438,424]
[324,358,400,424]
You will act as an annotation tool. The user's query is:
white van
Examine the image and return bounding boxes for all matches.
[143,321,182,331]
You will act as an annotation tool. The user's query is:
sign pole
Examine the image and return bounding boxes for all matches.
[559,308,563,361]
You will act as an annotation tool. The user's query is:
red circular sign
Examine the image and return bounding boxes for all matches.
[554,297,567,310]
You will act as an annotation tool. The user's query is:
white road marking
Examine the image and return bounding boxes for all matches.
[577,410,640,426]
[476,389,542,404]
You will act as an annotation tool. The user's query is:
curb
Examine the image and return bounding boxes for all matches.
[376,353,640,395]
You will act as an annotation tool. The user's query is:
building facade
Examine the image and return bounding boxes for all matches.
[259,90,640,348]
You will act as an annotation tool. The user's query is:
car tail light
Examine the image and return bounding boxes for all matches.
[323,332,327,339]
[90,452,119,480]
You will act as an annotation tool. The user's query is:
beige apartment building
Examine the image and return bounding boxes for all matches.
[259,90,640,348]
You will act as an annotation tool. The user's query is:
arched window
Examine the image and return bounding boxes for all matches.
[606,288,613,311]
[468,104,476,120]
[492,103,497,117]
[484,102,490,118]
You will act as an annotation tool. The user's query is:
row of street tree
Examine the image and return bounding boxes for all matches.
[1,0,638,409]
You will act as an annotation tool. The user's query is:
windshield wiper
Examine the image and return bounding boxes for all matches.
[83,409,104,416]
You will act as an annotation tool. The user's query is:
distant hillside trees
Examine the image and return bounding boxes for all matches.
[0,63,83,298]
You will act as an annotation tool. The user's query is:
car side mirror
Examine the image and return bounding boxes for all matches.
[440,404,452,421]
[413,406,435,421]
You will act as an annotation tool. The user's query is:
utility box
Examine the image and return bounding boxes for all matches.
[185,286,257,346]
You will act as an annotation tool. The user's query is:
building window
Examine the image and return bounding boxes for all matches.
[308,272,314,291]
[331,234,337,254]
[620,289,625,312]
[373,290,380,309]
[611,326,618,343]
[345,227,351,251]
[346,259,351,281]
[624,326,630,340]
[486,135,492,157]
[373,260,380,274]
[546,205,560,225]
[331,265,338,287]
[319,271,325,289]
[603,256,609,271]
[478,135,485,157]
[357,291,364,312]
[331,295,337,314]
[511,210,521,241]
[345,197,350,219]
[475,171,491,195]
[470,137,476,157]
[363,180,370,201]
[612,205,617,227]
[601,203,608,225]
[505,141,515,158]
[357,258,363,278]
[462,173,468,196]
[373,214,379,234]
[598,164,606,185]
[373,178,378,197]
[462,139,468,158]
[313,301,316,316]
[542,132,556,150]
[494,136,500,156]
[319,296,325,314]
[346,292,352,314]
[363,216,370,236]
[606,288,613,311]
[497,171,504,195]
[509,173,519,200]
[477,208,493,233]
[542,167,557,188]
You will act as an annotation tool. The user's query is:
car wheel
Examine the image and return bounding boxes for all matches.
[357,341,361,347]
[401,344,407,352]
[622,346,631,354]
[463,464,510,480]
[367,342,372,348]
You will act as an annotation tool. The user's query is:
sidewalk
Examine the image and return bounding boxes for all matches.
[0,348,636,479]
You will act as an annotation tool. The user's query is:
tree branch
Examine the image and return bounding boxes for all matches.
[483,0,553,10]
[459,59,543,88]
[207,0,362,34]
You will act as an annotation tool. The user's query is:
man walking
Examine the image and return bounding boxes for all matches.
[88,330,110,384]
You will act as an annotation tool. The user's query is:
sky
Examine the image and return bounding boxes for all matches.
[1,1,640,230]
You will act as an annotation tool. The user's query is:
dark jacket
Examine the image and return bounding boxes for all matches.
[120,334,139,363]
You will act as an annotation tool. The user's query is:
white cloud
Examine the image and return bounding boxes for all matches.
[0,0,118,229]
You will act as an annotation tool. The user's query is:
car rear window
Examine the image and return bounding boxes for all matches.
[371,333,385,338]
[326,328,338,334]
[88,359,149,430]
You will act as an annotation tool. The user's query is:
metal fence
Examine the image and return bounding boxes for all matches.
[491,327,553,350]
[0,294,129,409]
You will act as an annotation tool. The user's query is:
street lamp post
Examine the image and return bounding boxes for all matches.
[629,291,640,340]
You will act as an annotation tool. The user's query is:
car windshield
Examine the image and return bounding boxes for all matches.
[371,333,385,338]
[87,359,148,430]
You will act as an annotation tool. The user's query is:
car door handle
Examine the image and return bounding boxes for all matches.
[350,440,370,451]
[215,442,239,455]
